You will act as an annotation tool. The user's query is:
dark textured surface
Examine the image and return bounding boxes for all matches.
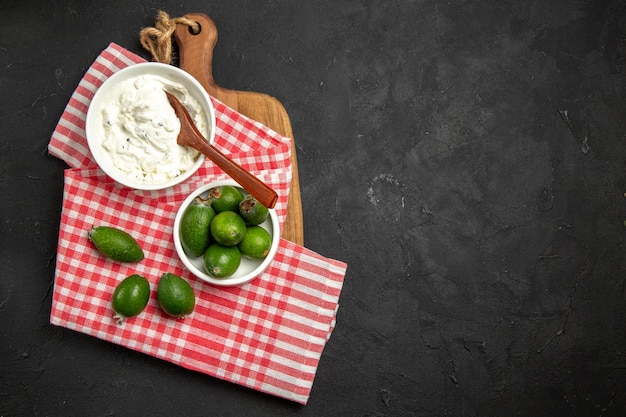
[2,1,626,415]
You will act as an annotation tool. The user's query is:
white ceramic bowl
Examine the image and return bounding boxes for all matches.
[85,62,216,190]
[173,179,280,286]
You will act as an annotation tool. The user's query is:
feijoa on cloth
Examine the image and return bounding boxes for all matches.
[111,274,150,324]
[157,273,195,318]
[88,226,144,262]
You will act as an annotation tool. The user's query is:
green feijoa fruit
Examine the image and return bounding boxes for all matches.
[111,274,150,324]
[238,226,272,259]
[238,195,269,225]
[157,273,195,318]
[207,185,243,213]
[88,226,144,263]
[203,243,241,278]
[180,197,215,258]
[210,211,247,246]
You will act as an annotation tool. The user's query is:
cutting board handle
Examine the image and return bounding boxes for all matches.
[174,13,239,110]
[172,12,305,245]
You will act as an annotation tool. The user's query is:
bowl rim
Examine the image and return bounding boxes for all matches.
[173,179,280,287]
[85,62,216,191]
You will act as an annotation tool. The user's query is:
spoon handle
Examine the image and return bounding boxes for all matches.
[166,92,278,208]
[191,137,278,208]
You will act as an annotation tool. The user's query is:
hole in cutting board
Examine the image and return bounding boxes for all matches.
[189,22,201,35]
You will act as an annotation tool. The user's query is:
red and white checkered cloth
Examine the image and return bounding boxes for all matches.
[48,43,346,404]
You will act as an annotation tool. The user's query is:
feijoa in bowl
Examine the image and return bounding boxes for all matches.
[173,179,279,286]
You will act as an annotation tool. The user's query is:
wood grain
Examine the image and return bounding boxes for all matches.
[174,13,304,245]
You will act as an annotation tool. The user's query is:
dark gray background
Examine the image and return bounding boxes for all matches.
[2,0,626,416]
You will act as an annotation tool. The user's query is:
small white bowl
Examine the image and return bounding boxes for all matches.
[173,179,280,286]
[85,62,216,190]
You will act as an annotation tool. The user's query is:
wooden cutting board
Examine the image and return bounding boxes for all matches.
[173,13,304,246]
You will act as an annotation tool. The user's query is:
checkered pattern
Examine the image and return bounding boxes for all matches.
[48,43,346,404]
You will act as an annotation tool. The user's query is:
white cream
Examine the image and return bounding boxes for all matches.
[97,74,208,184]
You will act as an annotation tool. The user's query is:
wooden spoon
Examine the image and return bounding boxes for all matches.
[166,92,278,208]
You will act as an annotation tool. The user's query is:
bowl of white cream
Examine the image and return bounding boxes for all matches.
[85,62,216,190]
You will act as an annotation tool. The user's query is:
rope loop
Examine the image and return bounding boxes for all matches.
[139,11,199,64]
